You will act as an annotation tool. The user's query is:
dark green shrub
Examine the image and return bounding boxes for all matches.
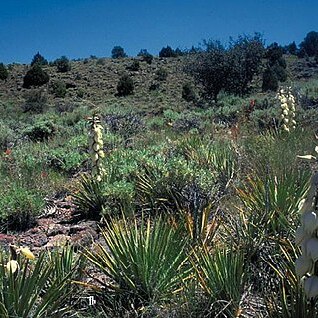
[23,119,56,141]
[51,80,67,98]
[182,82,196,102]
[285,41,298,55]
[262,67,278,91]
[55,56,71,73]
[126,59,140,71]
[188,41,227,102]
[137,49,153,64]
[0,63,8,80]
[159,46,177,57]
[111,46,127,59]
[22,89,48,113]
[271,64,287,82]
[225,34,265,96]
[116,74,134,96]
[23,65,50,88]
[299,31,318,57]
[31,52,48,66]
[156,67,168,81]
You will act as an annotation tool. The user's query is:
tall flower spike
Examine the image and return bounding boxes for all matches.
[87,115,105,181]
[277,86,296,132]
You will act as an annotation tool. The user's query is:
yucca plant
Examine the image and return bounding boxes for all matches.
[177,136,237,190]
[192,247,246,317]
[237,168,310,235]
[85,216,192,310]
[73,173,107,219]
[265,239,317,317]
[0,245,85,318]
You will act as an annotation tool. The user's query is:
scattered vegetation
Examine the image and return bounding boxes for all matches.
[0,30,318,317]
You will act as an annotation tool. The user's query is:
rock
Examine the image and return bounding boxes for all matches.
[45,234,71,248]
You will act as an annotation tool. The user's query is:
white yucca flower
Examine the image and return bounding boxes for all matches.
[277,86,296,132]
[295,172,318,299]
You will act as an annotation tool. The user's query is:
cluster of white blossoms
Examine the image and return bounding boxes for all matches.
[88,115,105,181]
[295,172,318,299]
[5,245,35,274]
[277,87,296,132]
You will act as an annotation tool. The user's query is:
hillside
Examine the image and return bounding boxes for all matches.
[0,53,318,317]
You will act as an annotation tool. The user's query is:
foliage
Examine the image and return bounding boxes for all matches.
[23,65,50,89]
[262,67,279,91]
[137,49,153,64]
[188,41,227,102]
[155,67,168,81]
[0,183,44,231]
[237,168,310,235]
[22,89,48,113]
[182,82,196,102]
[263,42,287,89]
[126,59,140,71]
[0,245,85,317]
[159,46,177,58]
[285,41,298,55]
[226,34,265,96]
[51,80,67,97]
[85,216,191,308]
[188,35,264,101]
[111,46,127,59]
[265,240,317,318]
[0,121,15,150]
[23,120,56,141]
[55,56,71,73]
[0,63,8,81]
[30,52,48,66]
[193,247,246,317]
[299,31,318,57]
[116,74,134,96]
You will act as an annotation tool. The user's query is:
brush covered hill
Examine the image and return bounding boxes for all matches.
[0,56,197,115]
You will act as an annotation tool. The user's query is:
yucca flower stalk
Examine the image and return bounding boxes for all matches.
[87,114,105,181]
[277,87,297,132]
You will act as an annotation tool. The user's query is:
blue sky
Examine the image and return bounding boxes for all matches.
[0,0,317,64]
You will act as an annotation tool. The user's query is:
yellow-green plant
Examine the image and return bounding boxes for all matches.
[192,247,246,317]
[277,86,297,132]
[0,245,85,317]
[85,216,192,310]
[88,114,105,181]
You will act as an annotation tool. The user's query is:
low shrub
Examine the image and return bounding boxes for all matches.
[51,80,67,98]
[126,60,140,71]
[0,184,44,231]
[22,89,48,113]
[116,74,134,96]
[55,56,71,73]
[182,82,196,102]
[0,63,8,80]
[23,119,56,141]
[155,67,168,81]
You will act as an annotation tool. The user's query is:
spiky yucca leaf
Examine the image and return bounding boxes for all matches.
[0,245,84,318]
[193,247,246,317]
[85,216,192,306]
[265,239,317,318]
[237,169,310,234]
